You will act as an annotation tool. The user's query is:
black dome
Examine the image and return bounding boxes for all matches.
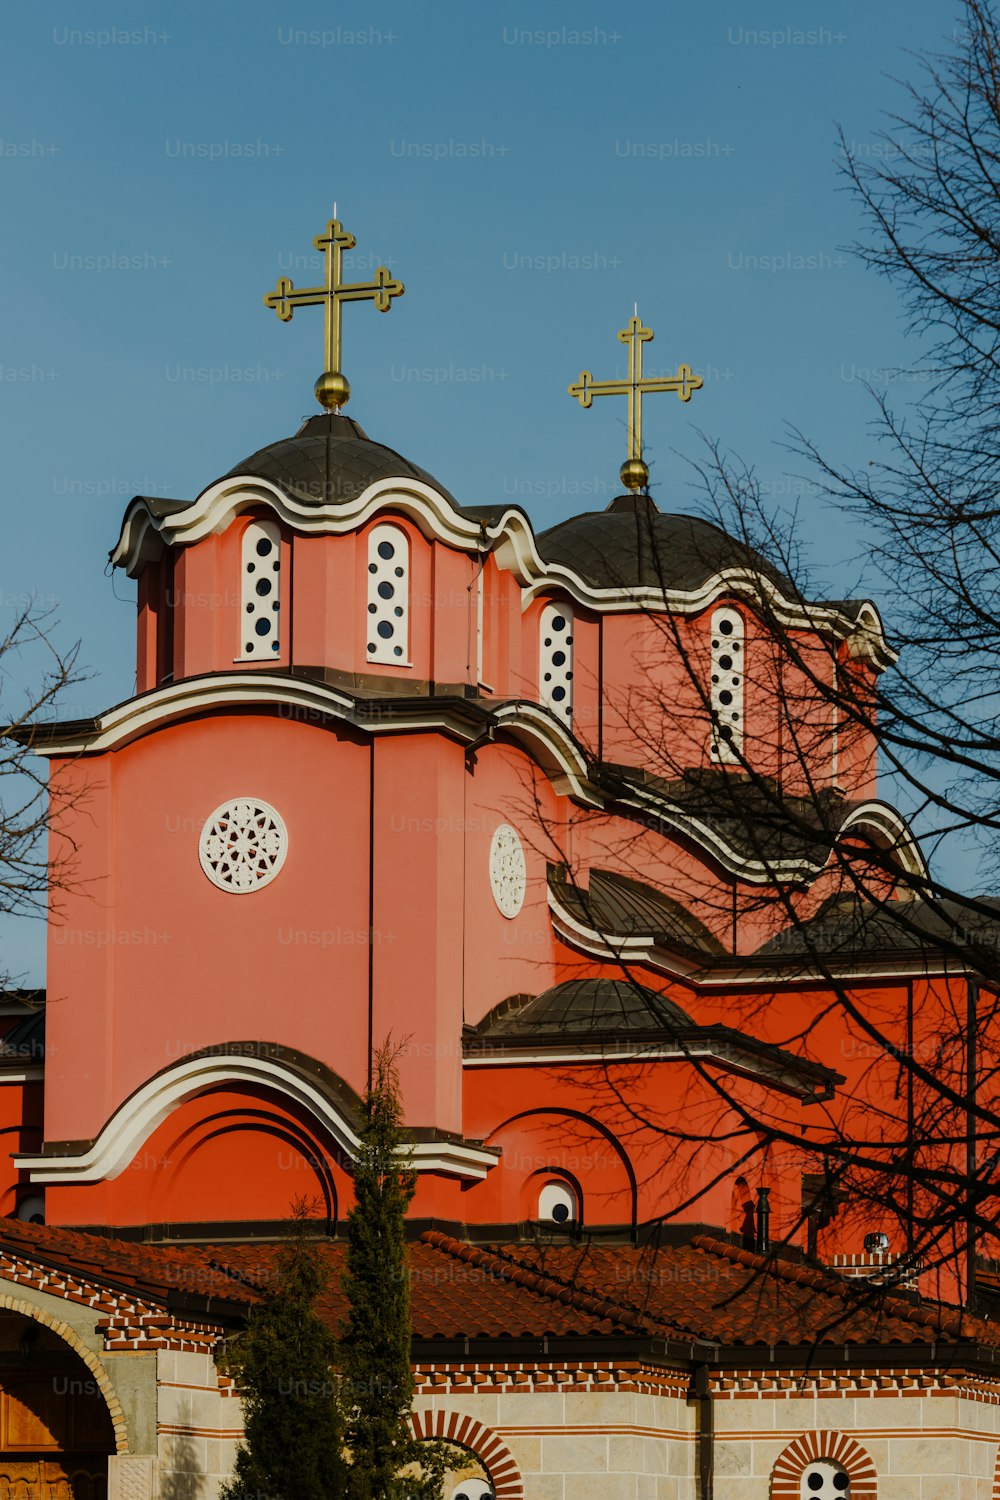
[538,493,799,595]
[224,413,455,506]
[476,979,692,1040]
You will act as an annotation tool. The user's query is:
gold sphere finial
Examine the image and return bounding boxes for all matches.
[620,457,649,492]
[315,370,351,410]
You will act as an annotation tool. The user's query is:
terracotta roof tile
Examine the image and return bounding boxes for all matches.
[0,1220,992,1351]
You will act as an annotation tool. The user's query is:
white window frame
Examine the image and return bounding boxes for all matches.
[238,519,282,662]
[366,523,410,666]
[539,601,574,726]
[709,605,744,763]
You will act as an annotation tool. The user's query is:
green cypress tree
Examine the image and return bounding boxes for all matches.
[221,1201,346,1500]
[341,1043,458,1500]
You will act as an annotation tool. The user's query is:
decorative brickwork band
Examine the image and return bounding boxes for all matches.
[409,1410,523,1500]
[771,1431,877,1500]
[992,1442,1000,1500]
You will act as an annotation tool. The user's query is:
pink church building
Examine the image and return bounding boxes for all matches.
[0,218,998,1500]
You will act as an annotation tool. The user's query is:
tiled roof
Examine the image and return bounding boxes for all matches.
[549,866,725,958]
[757,891,1000,962]
[461,1236,982,1347]
[0,1218,249,1303]
[472,979,693,1041]
[0,1220,990,1352]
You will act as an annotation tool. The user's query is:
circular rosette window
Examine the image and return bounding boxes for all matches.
[489,823,526,919]
[199,798,288,894]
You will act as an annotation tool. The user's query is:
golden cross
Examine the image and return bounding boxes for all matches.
[263,212,404,411]
[568,315,703,491]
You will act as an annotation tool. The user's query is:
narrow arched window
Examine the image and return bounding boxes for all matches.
[367,523,409,665]
[540,602,573,726]
[538,1179,578,1225]
[710,605,743,762]
[240,520,281,660]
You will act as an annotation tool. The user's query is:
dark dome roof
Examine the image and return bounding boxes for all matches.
[537,493,799,595]
[476,979,692,1040]
[224,413,455,506]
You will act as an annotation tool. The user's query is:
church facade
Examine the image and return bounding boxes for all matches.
[0,215,998,1499]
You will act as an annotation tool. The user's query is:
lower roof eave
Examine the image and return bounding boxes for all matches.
[409,1332,1000,1371]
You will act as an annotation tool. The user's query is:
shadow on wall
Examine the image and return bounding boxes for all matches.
[160,1418,205,1500]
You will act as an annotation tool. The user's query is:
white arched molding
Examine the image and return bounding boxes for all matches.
[539,601,573,726]
[21,675,603,808]
[13,1052,498,1185]
[367,523,410,665]
[111,477,896,669]
[239,519,282,661]
[710,605,744,764]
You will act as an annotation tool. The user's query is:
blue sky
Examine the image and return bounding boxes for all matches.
[1,0,962,979]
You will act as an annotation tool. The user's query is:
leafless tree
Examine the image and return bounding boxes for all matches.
[500,1,1000,1313]
[0,604,82,991]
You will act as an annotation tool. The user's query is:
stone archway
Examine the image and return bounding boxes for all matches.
[0,1303,124,1500]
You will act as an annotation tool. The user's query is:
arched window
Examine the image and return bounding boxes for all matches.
[800,1462,850,1500]
[367,523,409,665]
[240,519,281,660]
[538,1178,578,1225]
[710,605,743,762]
[539,602,573,726]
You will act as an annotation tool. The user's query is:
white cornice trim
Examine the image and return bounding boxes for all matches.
[605,781,927,887]
[111,476,489,577]
[547,883,960,988]
[26,675,603,808]
[111,477,893,664]
[13,1053,498,1184]
[28,673,927,886]
[0,1067,43,1084]
[490,701,603,806]
[462,1042,828,1099]
[839,801,930,881]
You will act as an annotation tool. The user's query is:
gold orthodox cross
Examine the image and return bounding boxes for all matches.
[568,315,703,491]
[264,212,404,411]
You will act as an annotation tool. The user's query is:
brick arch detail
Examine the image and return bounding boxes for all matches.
[0,1292,130,1454]
[409,1409,523,1500]
[771,1431,877,1500]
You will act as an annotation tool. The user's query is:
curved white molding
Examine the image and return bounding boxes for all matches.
[490,701,601,806]
[13,1052,498,1185]
[546,890,705,981]
[27,674,603,808]
[608,781,928,887]
[839,800,929,882]
[111,475,894,666]
[112,476,490,577]
[28,672,925,886]
[488,520,896,665]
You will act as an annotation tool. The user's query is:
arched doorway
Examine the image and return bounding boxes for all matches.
[0,1311,116,1500]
